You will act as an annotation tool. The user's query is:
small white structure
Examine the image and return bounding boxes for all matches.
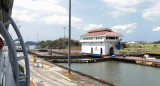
[126,41,147,44]
[80,28,123,56]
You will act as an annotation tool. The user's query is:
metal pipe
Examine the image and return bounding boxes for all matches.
[68,0,71,74]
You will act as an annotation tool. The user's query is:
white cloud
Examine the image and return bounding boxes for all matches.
[83,24,103,31]
[12,0,83,29]
[45,15,68,25]
[44,15,82,27]
[104,0,147,17]
[111,23,137,33]
[152,27,160,31]
[142,3,160,21]
[12,10,39,22]
[14,0,67,14]
[13,0,68,22]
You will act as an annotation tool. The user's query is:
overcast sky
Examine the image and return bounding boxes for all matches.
[9,0,160,42]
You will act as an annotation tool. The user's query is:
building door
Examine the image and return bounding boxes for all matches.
[100,48,103,56]
[109,47,114,55]
[91,48,93,54]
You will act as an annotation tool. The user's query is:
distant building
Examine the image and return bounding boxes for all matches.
[126,41,137,44]
[126,41,147,44]
[80,28,123,56]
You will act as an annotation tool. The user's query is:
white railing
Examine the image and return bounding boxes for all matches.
[80,39,119,42]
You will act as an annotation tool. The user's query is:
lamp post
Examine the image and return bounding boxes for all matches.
[68,0,71,74]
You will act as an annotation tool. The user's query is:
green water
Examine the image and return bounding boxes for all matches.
[61,61,160,86]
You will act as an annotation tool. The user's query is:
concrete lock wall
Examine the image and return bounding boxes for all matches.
[82,42,105,56]
[82,41,119,56]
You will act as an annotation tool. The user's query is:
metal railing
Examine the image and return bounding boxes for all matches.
[0,13,30,86]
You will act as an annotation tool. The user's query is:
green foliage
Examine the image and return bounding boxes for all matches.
[153,40,160,43]
[19,64,24,74]
[153,45,157,48]
[37,38,81,49]
[120,43,160,53]
[126,44,130,48]
[120,43,127,49]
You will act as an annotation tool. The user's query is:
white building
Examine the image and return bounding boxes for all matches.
[80,28,123,56]
[126,41,147,44]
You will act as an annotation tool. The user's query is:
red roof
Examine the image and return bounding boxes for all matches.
[81,28,123,37]
[88,28,111,33]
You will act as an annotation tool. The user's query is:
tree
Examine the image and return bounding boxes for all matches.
[120,43,127,49]
[36,38,82,49]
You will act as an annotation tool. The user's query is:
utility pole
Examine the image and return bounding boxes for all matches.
[64,27,66,39]
[36,33,38,42]
[68,0,71,74]
[36,33,38,56]
[64,27,66,56]
[27,36,28,42]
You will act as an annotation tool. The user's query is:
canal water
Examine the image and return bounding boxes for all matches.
[61,61,160,86]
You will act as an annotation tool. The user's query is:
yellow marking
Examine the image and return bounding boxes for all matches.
[146,62,153,65]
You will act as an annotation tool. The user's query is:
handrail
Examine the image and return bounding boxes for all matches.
[0,21,19,86]
[0,14,30,86]
[8,15,30,86]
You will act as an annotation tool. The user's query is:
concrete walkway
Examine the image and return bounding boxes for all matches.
[0,51,16,86]
[19,54,111,86]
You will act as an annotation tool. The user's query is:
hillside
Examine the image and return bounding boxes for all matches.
[37,38,81,49]
[25,41,37,45]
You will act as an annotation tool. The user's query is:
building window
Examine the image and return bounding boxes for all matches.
[109,37,115,39]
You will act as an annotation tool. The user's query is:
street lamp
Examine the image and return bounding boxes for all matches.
[68,0,71,74]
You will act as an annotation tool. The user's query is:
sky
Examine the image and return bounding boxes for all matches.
[8,0,160,42]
